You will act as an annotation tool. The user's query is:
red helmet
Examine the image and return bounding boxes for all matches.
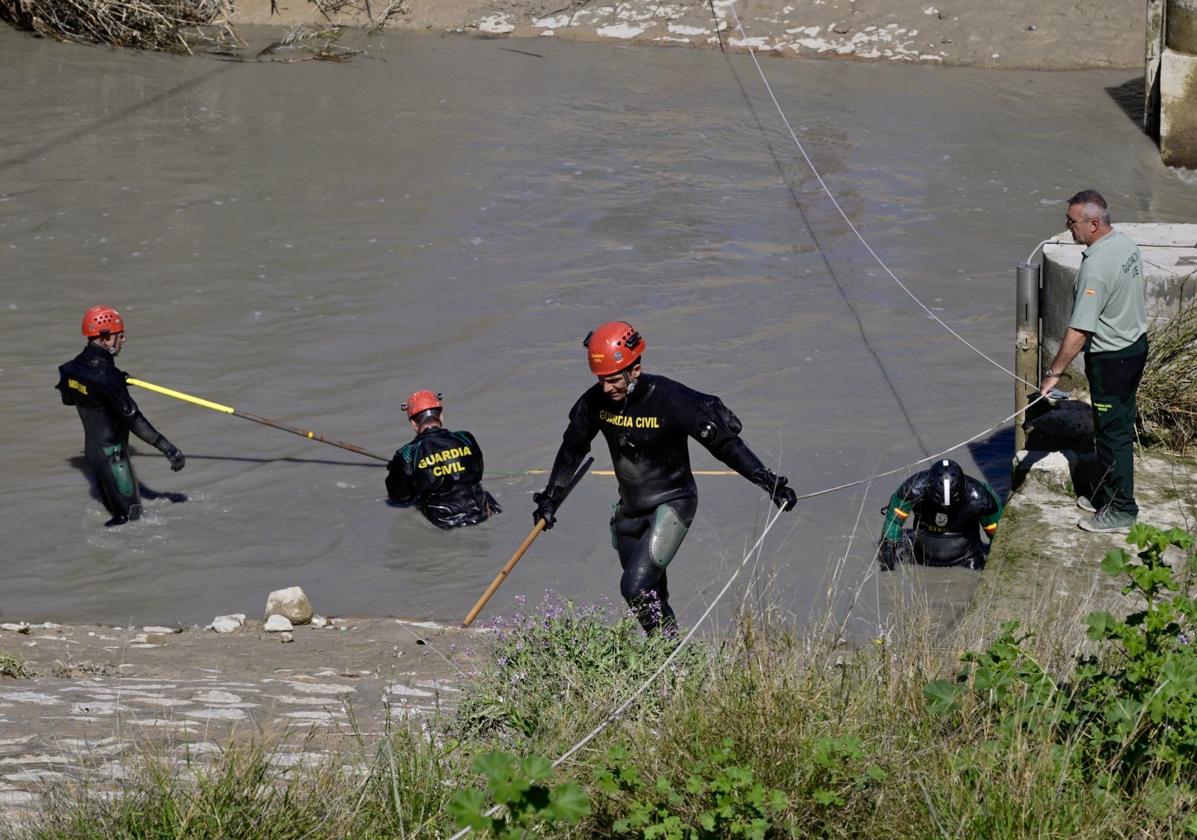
[584,321,644,376]
[402,390,443,418]
[82,305,125,338]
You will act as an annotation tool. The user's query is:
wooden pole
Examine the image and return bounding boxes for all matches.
[461,456,594,628]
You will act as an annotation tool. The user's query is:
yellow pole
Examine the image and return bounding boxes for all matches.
[127,377,389,462]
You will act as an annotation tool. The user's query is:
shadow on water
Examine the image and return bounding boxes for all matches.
[0,64,235,175]
[180,453,386,468]
[1105,75,1148,134]
[965,424,1015,499]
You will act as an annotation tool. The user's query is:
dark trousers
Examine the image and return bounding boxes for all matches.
[1085,334,1147,517]
[611,497,697,633]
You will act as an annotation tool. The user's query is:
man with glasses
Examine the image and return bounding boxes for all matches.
[1039,191,1147,533]
[57,305,186,526]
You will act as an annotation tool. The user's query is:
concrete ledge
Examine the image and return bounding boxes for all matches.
[1161,47,1197,168]
[969,451,1196,629]
[1041,222,1197,374]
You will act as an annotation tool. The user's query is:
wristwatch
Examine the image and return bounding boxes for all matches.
[1044,369,1060,378]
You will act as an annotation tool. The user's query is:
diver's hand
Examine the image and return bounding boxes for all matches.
[532,489,559,530]
[752,468,797,511]
[159,441,185,472]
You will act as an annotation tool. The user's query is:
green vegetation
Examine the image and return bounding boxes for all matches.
[0,649,30,679]
[1140,295,1197,453]
[8,527,1197,838]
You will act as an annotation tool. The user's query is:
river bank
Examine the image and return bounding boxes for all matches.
[0,616,478,819]
[236,0,1146,70]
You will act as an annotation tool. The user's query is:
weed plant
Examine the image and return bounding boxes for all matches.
[10,527,1197,838]
[453,592,711,752]
[1140,294,1197,453]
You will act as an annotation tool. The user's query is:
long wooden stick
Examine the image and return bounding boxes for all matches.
[462,456,594,628]
[128,377,389,462]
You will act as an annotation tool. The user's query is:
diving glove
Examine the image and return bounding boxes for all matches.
[157,437,186,472]
[751,468,797,511]
[878,539,899,571]
[532,486,563,530]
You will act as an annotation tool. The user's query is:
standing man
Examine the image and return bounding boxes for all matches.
[386,390,501,530]
[878,459,1003,571]
[534,321,797,633]
[56,306,186,526]
[1039,190,1147,533]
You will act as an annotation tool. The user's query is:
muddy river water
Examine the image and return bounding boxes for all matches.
[3,29,1196,634]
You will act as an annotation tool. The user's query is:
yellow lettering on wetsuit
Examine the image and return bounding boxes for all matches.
[598,410,659,429]
[432,462,466,477]
[417,445,473,471]
[68,378,89,395]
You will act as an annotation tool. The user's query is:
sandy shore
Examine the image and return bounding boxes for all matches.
[235,0,1148,70]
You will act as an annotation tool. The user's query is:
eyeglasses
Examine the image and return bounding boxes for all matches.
[1065,216,1095,228]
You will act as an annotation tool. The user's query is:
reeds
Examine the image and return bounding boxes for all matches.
[1139,292,1197,453]
[0,0,236,53]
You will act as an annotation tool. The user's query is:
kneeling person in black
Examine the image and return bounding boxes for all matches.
[878,459,1002,571]
[56,305,186,527]
[386,390,500,530]
[535,321,797,633]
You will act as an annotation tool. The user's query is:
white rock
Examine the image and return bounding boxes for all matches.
[279,632,294,644]
[210,617,241,634]
[0,624,28,633]
[310,615,329,629]
[142,626,180,634]
[264,615,293,633]
[264,587,313,625]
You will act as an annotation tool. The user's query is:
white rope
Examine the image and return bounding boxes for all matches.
[446,10,1071,834]
[724,2,1032,388]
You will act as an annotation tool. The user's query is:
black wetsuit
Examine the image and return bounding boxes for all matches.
[386,427,500,530]
[56,344,180,524]
[881,471,1003,569]
[543,374,784,631]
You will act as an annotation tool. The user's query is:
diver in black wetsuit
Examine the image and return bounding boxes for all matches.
[534,321,797,633]
[56,306,186,526]
[386,390,501,530]
[878,459,1003,571]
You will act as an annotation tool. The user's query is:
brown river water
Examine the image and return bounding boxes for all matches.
[3,28,1196,634]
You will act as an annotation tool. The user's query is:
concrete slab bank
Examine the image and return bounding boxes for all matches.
[968,449,1196,636]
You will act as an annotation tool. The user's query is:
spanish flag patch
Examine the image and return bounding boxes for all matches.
[1084,288,1096,295]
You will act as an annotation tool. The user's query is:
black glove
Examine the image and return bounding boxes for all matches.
[878,539,899,571]
[157,438,186,472]
[533,487,562,530]
[752,469,797,511]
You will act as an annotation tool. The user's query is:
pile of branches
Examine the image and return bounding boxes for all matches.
[0,0,236,52]
[1138,290,1197,452]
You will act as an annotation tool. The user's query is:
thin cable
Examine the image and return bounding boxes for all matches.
[446,503,788,840]
[725,2,1032,388]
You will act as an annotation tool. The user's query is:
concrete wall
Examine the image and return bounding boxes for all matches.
[1040,223,1197,374]
[1155,0,1197,167]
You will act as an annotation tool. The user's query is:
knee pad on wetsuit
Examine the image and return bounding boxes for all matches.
[648,504,690,569]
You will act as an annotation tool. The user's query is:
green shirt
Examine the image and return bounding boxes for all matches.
[1068,229,1147,353]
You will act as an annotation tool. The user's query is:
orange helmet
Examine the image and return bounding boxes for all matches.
[402,390,443,419]
[584,321,644,376]
[82,305,125,338]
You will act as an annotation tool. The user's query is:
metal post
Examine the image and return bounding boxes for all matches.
[1014,261,1040,451]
